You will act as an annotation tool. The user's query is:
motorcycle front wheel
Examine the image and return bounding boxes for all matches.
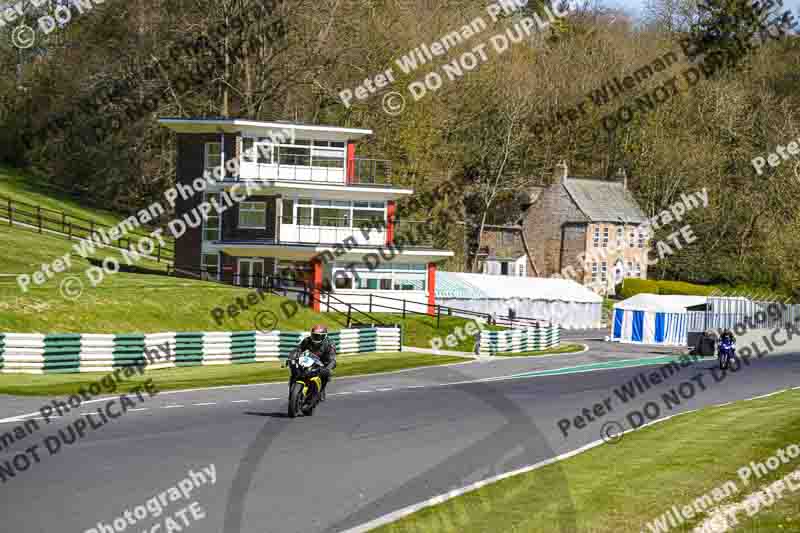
[288,382,305,418]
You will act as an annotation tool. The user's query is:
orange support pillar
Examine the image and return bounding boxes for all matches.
[427,262,437,316]
[311,259,322,312]
[386,201,396,245]
[346,142,356,184]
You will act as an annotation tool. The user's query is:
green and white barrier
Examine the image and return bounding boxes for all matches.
[0,327,401,373]
[478,325,560,355]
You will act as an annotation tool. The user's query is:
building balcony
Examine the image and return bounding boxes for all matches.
[237,151,393,187]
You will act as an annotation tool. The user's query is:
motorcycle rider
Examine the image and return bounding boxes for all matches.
[290,324,337,401]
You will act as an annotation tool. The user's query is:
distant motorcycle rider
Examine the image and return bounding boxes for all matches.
[290,324,337,400]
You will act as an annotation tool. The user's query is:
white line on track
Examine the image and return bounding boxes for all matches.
[341,387,796,533]
[128,408,148,412]
[192,403,216,406]
[162,405,183,409]
[231,400,250,403]
[260,398,280,401]
[376,388,393,392]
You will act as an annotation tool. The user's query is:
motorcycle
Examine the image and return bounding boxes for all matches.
[717,336,736,370]
[285,350,324,418]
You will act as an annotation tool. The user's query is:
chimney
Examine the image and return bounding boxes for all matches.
[555,160,569,184]
[616,166,628,189]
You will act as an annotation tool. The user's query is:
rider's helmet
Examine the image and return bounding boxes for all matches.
[310,324,328,346]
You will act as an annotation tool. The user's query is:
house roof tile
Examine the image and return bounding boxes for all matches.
[563,178,647,223]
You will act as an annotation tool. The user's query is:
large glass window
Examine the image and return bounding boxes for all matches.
[333,263,426,292]
[283,198,385,229]
[202,193,220,241]
[239,202,266,229]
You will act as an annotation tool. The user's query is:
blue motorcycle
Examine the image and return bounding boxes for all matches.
[717,335,736,370]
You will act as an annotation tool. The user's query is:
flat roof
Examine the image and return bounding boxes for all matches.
[158,117,373,140]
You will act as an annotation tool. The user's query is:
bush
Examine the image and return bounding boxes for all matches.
[619,278,660,299]
[656,281,715,296]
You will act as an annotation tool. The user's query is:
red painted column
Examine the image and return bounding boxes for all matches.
[427,262,437,316]
[386,201,396,245]
[346,142,356,184]
[311,259,322,312]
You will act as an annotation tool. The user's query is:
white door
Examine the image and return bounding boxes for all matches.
[238,258,265,287]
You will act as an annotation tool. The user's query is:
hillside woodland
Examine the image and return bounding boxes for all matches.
[1,0,798,292]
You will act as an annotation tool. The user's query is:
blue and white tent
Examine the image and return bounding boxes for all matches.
[611,294,707,346]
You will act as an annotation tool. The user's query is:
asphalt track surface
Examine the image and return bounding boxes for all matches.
[1,335,798,533]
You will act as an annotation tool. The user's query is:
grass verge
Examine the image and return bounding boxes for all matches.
[374,388,800,533]
[0,352,470,396]
[492,343,585,357]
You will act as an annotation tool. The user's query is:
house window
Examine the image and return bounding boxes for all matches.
[635,262,642,278]
[201,253,220,281]
[239,202,267,229]
[629,229,635,248]
[638,230,645,248]
[617,226,624,248]
[591,262,598,282]
[593,227,600,248]
[202,193,220,241]
[205,142,222,172]
[311,141,345,168]
[602,227,609,248]
[517,263,523,276]
[601,261,607,281]
[626,261,632,275]
[500,262,509,275]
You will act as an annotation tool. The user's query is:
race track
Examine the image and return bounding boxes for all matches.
[1,337,798,533]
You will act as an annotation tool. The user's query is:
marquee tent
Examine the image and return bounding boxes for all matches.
[435,272,603,329]
[611,293,708,346]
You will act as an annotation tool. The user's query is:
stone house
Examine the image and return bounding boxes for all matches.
[475,162,649,295]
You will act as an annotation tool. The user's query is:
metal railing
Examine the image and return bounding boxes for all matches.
[235,153,394,186]
[0,194,175,263]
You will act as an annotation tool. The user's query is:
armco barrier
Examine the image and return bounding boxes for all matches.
[0,327,401,373]
[478,325,560,355]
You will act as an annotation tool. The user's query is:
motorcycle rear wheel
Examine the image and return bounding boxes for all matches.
[288,383,305,418]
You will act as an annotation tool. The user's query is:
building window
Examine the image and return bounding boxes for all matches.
[281,199,294,224]
[617,226,624,248]
[239,202,267,229]
[517,263,523,276]
[602,227,609,248]
[593,227,600,248]
[201,253,220,281]
[629,229,635,248]
[333,263,426,292]
[591,262,598,282]
[205,142,222,172]
[638,230,645,248]
[635,262,642,278]
[500,262,509,276]
[626,261,632,275]
[601,261,607,281]
[202,193,220,241]
[287,198,385,229]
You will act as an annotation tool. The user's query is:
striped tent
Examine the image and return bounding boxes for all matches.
[611,294,707,346]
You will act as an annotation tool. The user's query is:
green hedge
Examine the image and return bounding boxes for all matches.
[618,278,715,299]
[618,279,660,299]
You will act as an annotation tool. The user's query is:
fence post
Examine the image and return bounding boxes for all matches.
[437,305,441,328]
[37,206,42,233]
[156,245,161,263]
[90,220,95,237]
[61,212,66,233]
[402,299,406,319]
[347,305,352,328]
[68,222,72,240]
[369,294,373,313]
[327,292,331,312]
[7,199,11,226]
